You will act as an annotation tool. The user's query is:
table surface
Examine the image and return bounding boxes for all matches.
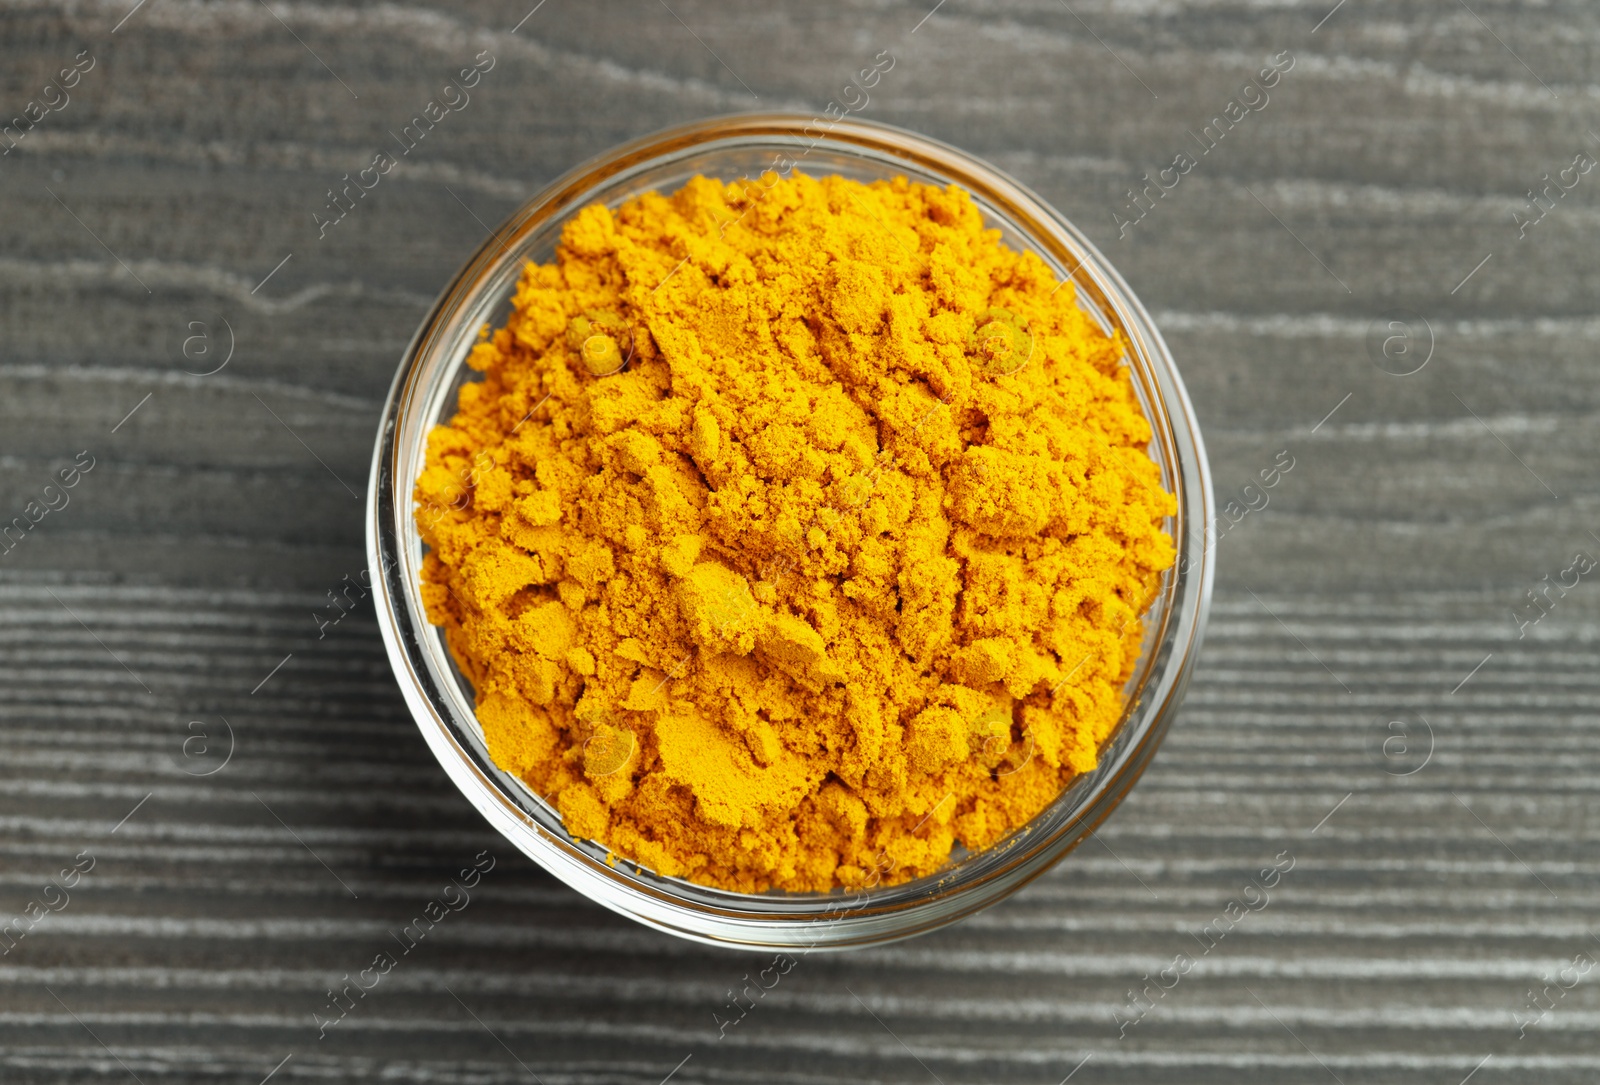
[3,1,1597,1082]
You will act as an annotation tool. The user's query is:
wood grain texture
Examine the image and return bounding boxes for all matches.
[2,0,1598,1081]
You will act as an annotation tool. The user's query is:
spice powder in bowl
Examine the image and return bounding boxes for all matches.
[414,171,1176,894]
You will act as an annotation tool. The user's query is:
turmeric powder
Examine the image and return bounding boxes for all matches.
[415,171,1175,893]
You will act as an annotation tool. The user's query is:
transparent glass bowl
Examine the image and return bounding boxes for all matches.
[366,113,1214,950]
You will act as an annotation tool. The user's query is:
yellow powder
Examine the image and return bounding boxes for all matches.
[415,171,1175,893]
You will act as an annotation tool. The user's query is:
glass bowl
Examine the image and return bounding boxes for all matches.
[366,113,1215,950]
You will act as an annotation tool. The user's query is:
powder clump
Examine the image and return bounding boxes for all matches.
[416,171,1175,893]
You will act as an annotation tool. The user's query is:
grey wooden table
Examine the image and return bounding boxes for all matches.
[3,1,1597,1082]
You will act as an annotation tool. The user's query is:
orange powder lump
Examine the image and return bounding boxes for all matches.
[415,171,1175,893]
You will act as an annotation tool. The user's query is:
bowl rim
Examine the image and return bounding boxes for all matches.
[366,110,1216,949]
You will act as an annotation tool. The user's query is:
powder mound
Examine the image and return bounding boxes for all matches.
[415,171,1176,893]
